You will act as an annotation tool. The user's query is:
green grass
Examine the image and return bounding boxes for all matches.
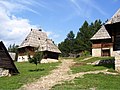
[52,56,117,90]
[71,57,115,73]
[59,57,75,60]
[0,62,60,90]
[71,64,107,73]
[52,73,120,90]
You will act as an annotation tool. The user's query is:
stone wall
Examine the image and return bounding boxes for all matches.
[41,58,58,63]
[114,51,120,72]
[91,59,114,66]
[115,59,120,72]
[0,68,10,77]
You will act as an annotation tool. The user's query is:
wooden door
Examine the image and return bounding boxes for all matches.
[102,49,110,56]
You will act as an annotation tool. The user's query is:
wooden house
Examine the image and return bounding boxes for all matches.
[91,8,120,57]
[0,41,19,77]
[91,8,120,72]
[17,29,61,62]
[91,25,113,57]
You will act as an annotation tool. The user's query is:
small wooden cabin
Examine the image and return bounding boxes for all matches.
[0,41,19,77]
[91,8,120,57]
[91,25,114,57]
[18,29,61,62]
[91,8,120,72]
[105,8,120,72]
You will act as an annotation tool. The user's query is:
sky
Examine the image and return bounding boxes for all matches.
[0,0,120,47]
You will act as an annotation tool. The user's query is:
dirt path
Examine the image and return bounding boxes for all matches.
[19,59,118,90]
[19,59,74,90]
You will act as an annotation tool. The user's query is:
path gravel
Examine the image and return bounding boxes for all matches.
[19,59,118,90]
[19,59,74,90]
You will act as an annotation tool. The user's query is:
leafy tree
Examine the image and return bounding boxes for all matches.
[29,51,43,70]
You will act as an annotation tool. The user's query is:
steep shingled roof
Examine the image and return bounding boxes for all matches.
[19,29,61,53]
[106,8,120,24]
[91,25,111,40]
[0,41,19,74]
[38,39,61,53]
[19,29,47,48]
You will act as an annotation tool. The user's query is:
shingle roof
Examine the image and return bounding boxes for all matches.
[38,39,61,53]
[0,41,19,74]
[91,25,111,40]
[19,29,47,48]
[106,8,120,24]
[19,29,61,53]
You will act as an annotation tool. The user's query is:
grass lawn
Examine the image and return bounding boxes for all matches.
[0,62,60,90]
[71,57,115,73]
[52,73,120,90]
[52,56,119,90]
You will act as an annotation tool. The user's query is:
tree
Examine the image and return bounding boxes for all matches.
[8,44,19,61]
[75,20,102,53]
[58,31,75,57]
[76,21,91,51]
[58,19,102,57]
[8,44,19,53]
[29,51,43,71]
[66,31,75,40]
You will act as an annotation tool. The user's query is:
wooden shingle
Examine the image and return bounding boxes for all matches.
[0,41,19,75]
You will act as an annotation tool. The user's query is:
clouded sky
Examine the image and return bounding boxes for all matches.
[0,0,120,47]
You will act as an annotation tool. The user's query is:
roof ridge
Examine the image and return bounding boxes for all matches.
[106,8,120,24]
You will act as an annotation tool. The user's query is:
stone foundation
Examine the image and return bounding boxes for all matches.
[115,51,120,72]
[0,68,10,77]
[41,58,58,63]
[115,59,120,72]
[91,59,114,66]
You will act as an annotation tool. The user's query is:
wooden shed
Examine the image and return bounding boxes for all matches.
[91,8,120,72]
[0,41,19,77]
[91,25,113,57]
[91,8,120,57]
[18,29,61,62]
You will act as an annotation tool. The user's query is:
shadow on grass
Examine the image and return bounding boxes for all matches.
[95,58,115,70]
[29,68,45,72]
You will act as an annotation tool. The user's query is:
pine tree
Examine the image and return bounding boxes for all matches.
[58,31,75,57]
[58,19,102,57]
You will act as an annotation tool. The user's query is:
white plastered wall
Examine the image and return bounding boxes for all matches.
[17,55,33,62]
[92,48,101,57]
[92,47,114,57]
[110,47,115,57]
